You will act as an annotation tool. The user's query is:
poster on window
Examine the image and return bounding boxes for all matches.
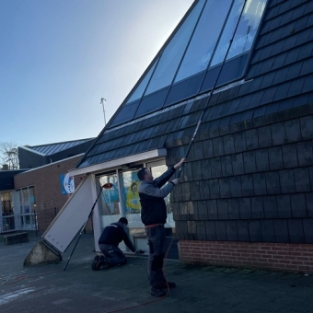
[60,173,75,195]
[123,171,141,214]
[99,174,120,215]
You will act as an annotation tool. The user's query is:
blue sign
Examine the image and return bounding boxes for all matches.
[60,173,75,195]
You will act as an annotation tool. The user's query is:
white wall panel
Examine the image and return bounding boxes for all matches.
[43,175,95,253]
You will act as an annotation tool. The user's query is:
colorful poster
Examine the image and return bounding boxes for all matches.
[126,181,141,213]
[60,173,75,195]
[123,171,141,214]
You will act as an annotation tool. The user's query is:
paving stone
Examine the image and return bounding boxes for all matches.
[2,226,313,313]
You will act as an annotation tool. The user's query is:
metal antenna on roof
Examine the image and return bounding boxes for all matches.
[100,98,107,126]
[176,0,247,179]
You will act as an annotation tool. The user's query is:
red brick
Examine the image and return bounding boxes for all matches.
[296,257,310,261]
[278,260,291,264]
[302,252,313,257]
[179,241,313,274]
[298,265,312,271]
[288,258,300,264]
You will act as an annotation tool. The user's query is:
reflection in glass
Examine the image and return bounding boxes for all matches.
[99,174,120,215]
[126,60,157,103]
[98,173,122,229]
[22,188,29,213]
[109,100,139,126]
[2,216,15,231]
[1,191,15,231]
[175,0,232,82]
[144,0,205,94]
[211,0,266,65]
[227,0,267,59]
[16,187,36,230]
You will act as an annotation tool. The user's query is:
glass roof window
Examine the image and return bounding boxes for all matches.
[174,0,233,83]
[143,0,205,96]
[108,0,267,128]
[133,0,206,118]
[126,59,158,104]
[111,60,159,126]
[211,0,266,66]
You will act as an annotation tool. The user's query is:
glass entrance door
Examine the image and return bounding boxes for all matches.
[98,172,122,227]
[121,169,142,228]
[1,191,15,232]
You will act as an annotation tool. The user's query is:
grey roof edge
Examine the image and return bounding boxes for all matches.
[0,169,26,174]
[71,148,167,176]
[20,137,95,157]
[19,145,46,156]
[29,137,95,149]
[15,153,85,176]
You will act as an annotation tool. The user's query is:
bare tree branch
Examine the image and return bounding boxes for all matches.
[0,142,19,170]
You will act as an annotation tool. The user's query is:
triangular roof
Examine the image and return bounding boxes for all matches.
[76,0,313,171]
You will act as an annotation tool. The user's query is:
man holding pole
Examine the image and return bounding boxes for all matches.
[137,158,185,297]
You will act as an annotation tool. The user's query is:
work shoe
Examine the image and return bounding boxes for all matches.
[98,256,106,268]
[151,288,166,297]
[98,255,111,270]
[160,281,176,289]
[91,255,100,271]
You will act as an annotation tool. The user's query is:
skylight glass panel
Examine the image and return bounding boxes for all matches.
[174,0,232,83]
[227,0,267,59]
[144,0,205,95]
[211,0,266,65]
[126,59,157,103]
[106,0,268,130]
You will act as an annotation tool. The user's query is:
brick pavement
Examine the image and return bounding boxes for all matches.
[1,232,313,313]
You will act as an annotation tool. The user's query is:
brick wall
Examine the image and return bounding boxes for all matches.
[179,240,313,274]
[14,156,86,233]
[170,104,313,272]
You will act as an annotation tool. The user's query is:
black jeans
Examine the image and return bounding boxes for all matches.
[99,244,127,266]
[146,225,166,289]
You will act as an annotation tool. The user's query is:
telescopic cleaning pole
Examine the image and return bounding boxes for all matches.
[176,0,247,179]
[63,183,113,271]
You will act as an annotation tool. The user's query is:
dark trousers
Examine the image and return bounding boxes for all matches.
[99,244,127,266]
[146,225,166,289]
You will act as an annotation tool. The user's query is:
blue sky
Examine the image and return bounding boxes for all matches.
[0,0,193,147]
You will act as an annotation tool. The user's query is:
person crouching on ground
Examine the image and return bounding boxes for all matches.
[92,217,143,270]
[137,158,185,297]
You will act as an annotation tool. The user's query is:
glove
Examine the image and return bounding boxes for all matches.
[135,249,145,254]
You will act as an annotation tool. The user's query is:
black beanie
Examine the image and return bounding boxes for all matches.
[119,217,128,225]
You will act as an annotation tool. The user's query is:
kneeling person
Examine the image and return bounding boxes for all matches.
[92,217,141,270]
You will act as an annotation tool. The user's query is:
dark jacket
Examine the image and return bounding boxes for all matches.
[139,167,176,226]
[98,222,135,252]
